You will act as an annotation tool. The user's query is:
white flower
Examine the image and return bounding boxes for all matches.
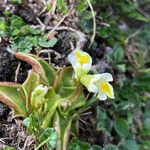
[68,49,92,81]
[80,73,115,100]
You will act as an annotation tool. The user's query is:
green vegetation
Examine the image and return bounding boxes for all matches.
[0,51,108,149]
[0,0,149,149]
[77,0,150,150]
[0,15,57,53]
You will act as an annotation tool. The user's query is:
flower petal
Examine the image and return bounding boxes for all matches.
[68,52,77,66]
[81,74,100,93]
[106,83,115,99]
[98,73,113,82]
[74,49,92,66]
[82,61,92,70]
[88,83,98,93]
[97,91,107,100]
[91,74,101,82]
[99,81,114,99]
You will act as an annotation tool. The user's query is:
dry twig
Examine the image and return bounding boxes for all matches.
[43,26,87,50]
[86,0,96,49]
[15,62,21,83]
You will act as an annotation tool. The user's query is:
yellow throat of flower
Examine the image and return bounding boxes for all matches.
[99,81,112,98]
[75,50,90,65]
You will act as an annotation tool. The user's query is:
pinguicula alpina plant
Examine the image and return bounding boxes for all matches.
[0,49,114,149]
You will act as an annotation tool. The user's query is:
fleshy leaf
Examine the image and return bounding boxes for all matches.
[54,67,77,98]
[22,70,40,113]
[61,117,72,150]
[0,82,27,116]
[29,54,56,86]
[15,52,49,85]
[60,85,86,112]
[65,90,86,112]
[42,94,61,128]
[55,68,86,112]
[53,112,61,150]
[53,112,77,150]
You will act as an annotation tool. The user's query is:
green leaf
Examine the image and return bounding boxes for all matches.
[38,128,57,149]
[22,70,40,113]
[124,140,139,150]
[28,26,42,35]
[114,45,125,63]
[144,118,150,130]
[97,121,108,134]
[10,15,25,30]
[68,138,102,150]
[64,88,86,112]
[96,106,111,135]
[117,101,134,111]
[12,29,20,37]
[0,17,7,36]
[141,140,150,150]
[97,106,107,121]
[10,0,22,4]
[15,52,50,85]
[54,67,77,98]
[97,27,110,38]
[13,36,39,52]
[29,54,56,86]
[23,112,42,134]
[0,82,27,117]
[56,69,86,112]
[20,25,30,35]
[57,0,68,14]
[23,117,31,127]
[77,1,88,12]
[103,144,119,150]
[53,112,78,150]
[114,118,129,138]
[4,146,16,150]
[116,64,126,73]
[39,37,58,48]
[82,10,96,20]
[42,94,61,128]
[134,74,150,92]
[61,115,76,150]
